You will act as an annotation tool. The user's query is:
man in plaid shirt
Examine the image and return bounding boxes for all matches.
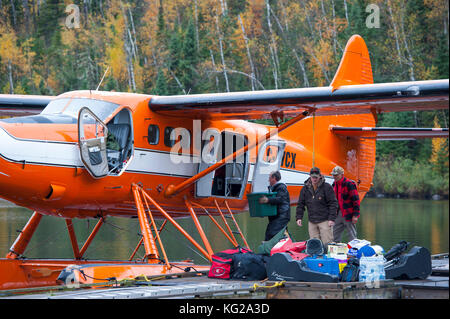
[330,166,360,242]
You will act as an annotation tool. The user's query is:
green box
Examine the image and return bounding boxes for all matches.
[247,192,278,218]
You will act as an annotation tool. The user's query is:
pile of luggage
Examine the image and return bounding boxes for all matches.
[208,230,432,283]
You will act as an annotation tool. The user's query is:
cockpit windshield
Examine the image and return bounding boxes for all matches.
[42,98,119,122]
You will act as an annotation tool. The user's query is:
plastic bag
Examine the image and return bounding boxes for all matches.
[359,255,386,287]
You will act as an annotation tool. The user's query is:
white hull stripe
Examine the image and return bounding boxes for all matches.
[0,128,333,185]
[0,127,83,167]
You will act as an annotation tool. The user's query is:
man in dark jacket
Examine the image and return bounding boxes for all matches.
[296,167,338,247]
[259,171,291,241]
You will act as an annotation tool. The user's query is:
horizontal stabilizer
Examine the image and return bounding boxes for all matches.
[331,126,449,140]
[0,94,53,117]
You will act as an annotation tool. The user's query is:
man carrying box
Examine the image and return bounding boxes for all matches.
[259,171,291,241]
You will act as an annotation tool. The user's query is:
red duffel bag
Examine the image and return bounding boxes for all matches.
[208,246,251,279]
[270,237,307,256]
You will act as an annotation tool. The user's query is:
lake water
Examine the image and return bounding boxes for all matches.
[0,198,448,264]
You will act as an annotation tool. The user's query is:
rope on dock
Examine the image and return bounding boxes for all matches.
[252,281,285,291]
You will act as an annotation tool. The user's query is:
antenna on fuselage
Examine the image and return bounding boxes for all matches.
[96,66,110,91]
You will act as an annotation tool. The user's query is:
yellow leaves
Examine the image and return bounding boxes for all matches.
[0,0,445,95]
[133,61,144,92]
[285,1,301,20]
[0,21,28,91]
[416,64,439,81]
[430,115,449,172]
[241,0,265,38]
[334,17,349,33]
[101,0,135,90]
[424,0,449,19]
[107,44,128,83]
[32,73,43,90]
[47,70,60,92]
[0,23,23,64]
[61,27,78,48]
[304,39,333,86]
[197,0,221,24]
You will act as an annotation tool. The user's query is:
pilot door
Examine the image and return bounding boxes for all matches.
[252,139,286,193]
[78,107,134,178]
[78,107,109,178]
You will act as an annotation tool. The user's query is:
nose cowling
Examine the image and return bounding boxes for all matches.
[0,123,67,207]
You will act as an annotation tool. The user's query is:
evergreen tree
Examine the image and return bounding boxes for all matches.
[156,0,166,43]
[180,18,198,93]
[376,112,422,160]
[152,69,169,95]
[36,0,64,47]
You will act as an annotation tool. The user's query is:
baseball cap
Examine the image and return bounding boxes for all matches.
[310,167,321,177]
[331,166,344,176]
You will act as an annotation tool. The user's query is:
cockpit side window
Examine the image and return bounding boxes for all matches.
[147,124,160,145]
[164,126,175,147]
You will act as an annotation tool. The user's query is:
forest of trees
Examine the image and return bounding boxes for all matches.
[0,0,448,198]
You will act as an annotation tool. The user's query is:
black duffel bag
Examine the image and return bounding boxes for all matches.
[231,252,268,281]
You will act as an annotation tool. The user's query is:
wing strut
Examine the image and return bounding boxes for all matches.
[164,109,313,198]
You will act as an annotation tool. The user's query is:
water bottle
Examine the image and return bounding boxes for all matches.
[359,256,385,287]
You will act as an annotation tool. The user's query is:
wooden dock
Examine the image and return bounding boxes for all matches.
[1,274,263,299]
[1,254,447,299]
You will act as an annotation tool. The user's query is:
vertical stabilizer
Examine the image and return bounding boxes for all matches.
[330,35,373,91]
[325,35,376,200]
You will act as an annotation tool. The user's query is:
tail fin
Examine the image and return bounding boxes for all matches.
[330,35,373,91]
[327,35,375,200]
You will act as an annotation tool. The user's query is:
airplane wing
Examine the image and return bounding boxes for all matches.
[331,126,449,140]
[149,79,449,120]
[150,35,448,121]
[0,94,53,117]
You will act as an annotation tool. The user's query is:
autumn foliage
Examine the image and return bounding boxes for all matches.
[0,0,448,197]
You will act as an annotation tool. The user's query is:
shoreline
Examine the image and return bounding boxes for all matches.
[365,192,449,201]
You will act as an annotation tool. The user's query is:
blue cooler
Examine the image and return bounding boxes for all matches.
[303,255,340,276]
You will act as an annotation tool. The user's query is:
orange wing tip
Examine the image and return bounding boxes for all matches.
[330,34,373,92]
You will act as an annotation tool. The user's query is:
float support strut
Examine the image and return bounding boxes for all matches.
[132,186,159,261]
[79,217,105,258]
[65,219,81,259]
[134,184,212,262]
[185,198,214,257]
[6,211,43,259]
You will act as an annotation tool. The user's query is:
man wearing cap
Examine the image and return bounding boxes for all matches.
[296,167,338,247]
[330,166,360,242]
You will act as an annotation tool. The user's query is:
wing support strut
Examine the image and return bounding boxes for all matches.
[164,109,314,197]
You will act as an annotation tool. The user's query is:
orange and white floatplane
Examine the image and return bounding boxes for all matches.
[0,35,448,290]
